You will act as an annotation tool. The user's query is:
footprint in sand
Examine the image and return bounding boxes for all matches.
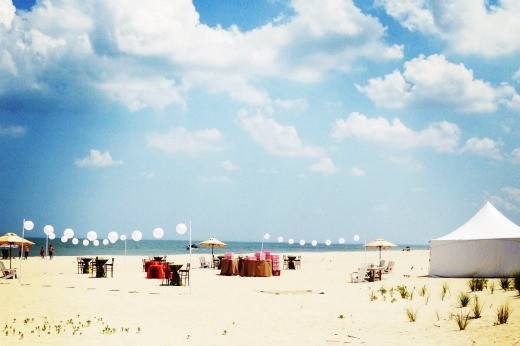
[108,289,120,292]
[65,286,75,289]
[42,285,52,287]
[128,290,139,294]
[148,292,160,295]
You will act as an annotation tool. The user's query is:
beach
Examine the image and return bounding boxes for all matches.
[1,250,519,345]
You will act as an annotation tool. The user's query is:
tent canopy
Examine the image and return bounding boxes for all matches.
[429,202,520,277]
[434,202,520,241]
[0,232,35,246]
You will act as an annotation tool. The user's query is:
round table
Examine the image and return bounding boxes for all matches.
[220,259,239,276]
[168,264,183,285]
[81,258,93,274]
[147,263,166,279]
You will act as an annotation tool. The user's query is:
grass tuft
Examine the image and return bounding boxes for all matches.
[488,281,495,294]
[468,278,488,292]
[406,308,417,322]
[499,278,511,291]
[495,303,511,325]
[454,310,470,330]
[458,292,470,308]
[441,282,450,301]
[471,296,482,319]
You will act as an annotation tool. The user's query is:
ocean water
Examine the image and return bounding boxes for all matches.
[19,238,428,257]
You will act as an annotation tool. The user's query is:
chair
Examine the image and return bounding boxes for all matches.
[283,255,289,270]
[224,252,233,260]
[199,256,209,268]
[254,252,261,260]
[0,261,16,279]
[179,263,191,286]
[77,257,84,274]
[294,256,301,269]
[272,255,280,276]
[384,261,395,273]
[213,257,220,269]
[379,259,386,268]
[350,264,369,283]
[104,258,115,278]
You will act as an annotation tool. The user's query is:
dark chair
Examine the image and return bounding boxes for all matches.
[179,263,191,286]
[104,258,114,278]
[294,256,301,269]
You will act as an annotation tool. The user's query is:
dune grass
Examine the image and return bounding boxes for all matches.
[471,296,483,319]
[468,278,487,292]
[495,303,511,325]
[441,282,450,301]
[406,308,417,322]
[458,292,470,308]
[454,310,470,331]
[500,278,511,291]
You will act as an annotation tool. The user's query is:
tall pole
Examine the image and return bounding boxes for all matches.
[19,218,25,280]
[45,234,49,259]
[188,220,192,267]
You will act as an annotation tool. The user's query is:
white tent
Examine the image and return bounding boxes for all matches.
[429,201,520,277]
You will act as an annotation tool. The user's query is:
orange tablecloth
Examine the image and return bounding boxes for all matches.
[239,259,272,277]
[220,259,239,276]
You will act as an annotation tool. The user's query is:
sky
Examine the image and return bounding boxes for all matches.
[0,0,519,244]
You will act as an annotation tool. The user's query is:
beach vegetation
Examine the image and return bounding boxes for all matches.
[468,278,487,292]
[454,310,470,330]
[441,283,450,301]
[495,303,511,325]
[396,285,410,299]
[488,281,495,294]
[471,296,482,319]
[369,290,378,301]
[406,308,417,322]
[425,294,430,305]
[513,273,520,294]
[378,286,387,296]
[419,285,427,297]
[499,278,511,291]
[458,292,470,307]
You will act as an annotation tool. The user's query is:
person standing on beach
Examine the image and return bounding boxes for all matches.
[49,244,54,260]
[40,246,45,259]
[24,245,30,260]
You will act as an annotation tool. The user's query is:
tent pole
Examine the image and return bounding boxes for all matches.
[19,218,24,280]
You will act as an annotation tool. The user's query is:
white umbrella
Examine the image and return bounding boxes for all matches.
[365,238,397,262]
[199,237,227,266]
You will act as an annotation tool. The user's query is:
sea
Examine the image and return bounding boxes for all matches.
[17,238,428,257]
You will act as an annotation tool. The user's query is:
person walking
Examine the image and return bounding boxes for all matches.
[24,245,30,260]
[49,244,54,260]
[40,246,45,259]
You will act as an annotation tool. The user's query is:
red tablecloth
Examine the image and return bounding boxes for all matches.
[147,263,166,279]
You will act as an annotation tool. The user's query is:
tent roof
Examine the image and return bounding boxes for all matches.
[433,202,520,241]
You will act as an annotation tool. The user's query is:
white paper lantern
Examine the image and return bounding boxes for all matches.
[299,239,306,246]
[153,227,164,239]
[311,240,318,247]
[338,237,345,244]
[63,228,74,239]
[102,239,109,246]
[43,225,54,236]
[288,238,294,245]
[108,231,119,244]
[82,239,89,246]
[353,234,360,242]
[325,239,332,246]
[86,230,98,242]
[72,238,79,245]
[131,230,142,242]
[60,236,68,243]
[176,223,187,235]
[49,233,56,240]
[23,220,34,231]
[93,239,100,247]
[277,236,284,243]
[120,234,127,241]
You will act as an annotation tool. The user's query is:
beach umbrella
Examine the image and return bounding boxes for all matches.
[199,237,227,266]
[365,238,397,262]
[0,232,35,269]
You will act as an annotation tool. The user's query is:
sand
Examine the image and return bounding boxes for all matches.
[0,250,519,345]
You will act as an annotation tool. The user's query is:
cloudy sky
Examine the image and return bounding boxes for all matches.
[1,0,519,243]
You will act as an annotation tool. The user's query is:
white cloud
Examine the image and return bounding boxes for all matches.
[75,149,122,168]
[489,186,520,213]
[514,68,520,81]
[331,112,460,152]
[308,157,339,175]
[349,166,365,176]
[0,0,402,113]
[239,110,325,158]
[147,127,223,155]
[220,160,239,172]
[239,109,337,175]
[357,54,500,112]
[387,155,424,171]
[511,147,520,163]
[463,137,502,160]
[377,0,520,58]
[0,124,26,137]
[274,98,308,112]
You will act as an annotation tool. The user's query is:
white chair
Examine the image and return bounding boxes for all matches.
[0,261,16,279]
[384,261,395,273]
[350,264,369,283]
[199,256,209,268]
[379,259,386,268]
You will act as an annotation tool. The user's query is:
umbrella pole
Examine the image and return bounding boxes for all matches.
[9,244,12,269]
[211,246,214,268]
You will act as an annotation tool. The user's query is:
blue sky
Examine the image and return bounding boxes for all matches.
[0,0,519,244]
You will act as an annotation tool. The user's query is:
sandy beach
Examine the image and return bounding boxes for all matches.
[0,250,518,345]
